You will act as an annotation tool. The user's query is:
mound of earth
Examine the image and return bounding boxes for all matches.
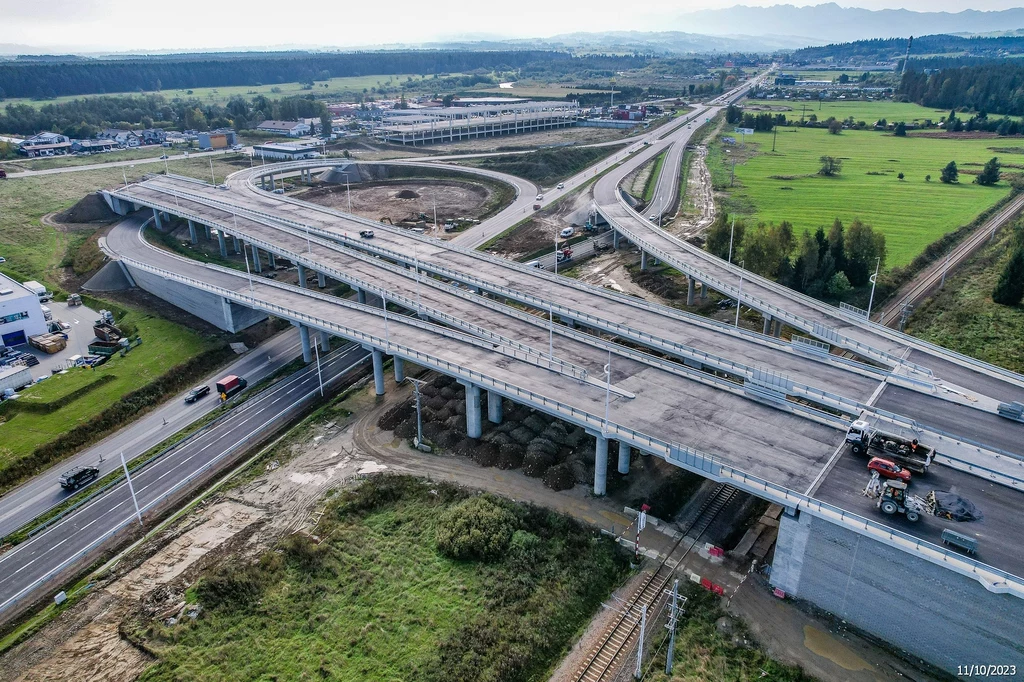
[55,192,119,224]
[396,189,420,199]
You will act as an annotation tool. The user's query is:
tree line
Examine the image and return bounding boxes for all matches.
[0,50,649,100]
[993,222,1024,307]
[790,34,1024,65]
[898,62,1024,117]
[704,214,887,299]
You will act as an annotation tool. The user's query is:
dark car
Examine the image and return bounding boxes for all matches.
[185,385,211,403]
[359,230,375,239]
[868,457,912,483]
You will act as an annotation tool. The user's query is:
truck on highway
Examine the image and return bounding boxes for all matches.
[846,420,933,474]
[59,465,99,491]
[216,374,247,400]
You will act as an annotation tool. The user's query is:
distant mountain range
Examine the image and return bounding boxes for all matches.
[671,4,1024,44]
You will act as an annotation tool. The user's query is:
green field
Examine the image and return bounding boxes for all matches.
[0,147,250,173]
[744,99,965,126]
[135,476,629,682]
[3,74,442,109]
[907,224,1024,373]
[709,125,1019,266]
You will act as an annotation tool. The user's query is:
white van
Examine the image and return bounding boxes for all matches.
[559,227,575,239]
[40,305,52,321]
[526,260,541,268]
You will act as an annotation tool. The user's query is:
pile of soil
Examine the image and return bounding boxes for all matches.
[54,192,119,224]
[376,374,601,491]
[632,266,690,300]
[395,189,420,199]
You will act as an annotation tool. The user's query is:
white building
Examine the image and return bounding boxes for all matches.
[252,143,321,160]
[0,274,47,348]
[256,120,310,137]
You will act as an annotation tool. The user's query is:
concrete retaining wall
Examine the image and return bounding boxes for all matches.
[772,510,1024,674]
[126,265,267,332]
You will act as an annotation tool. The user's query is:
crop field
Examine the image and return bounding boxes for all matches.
[135,476,629,682]
[3,74,443,109]
[708,124,1021,266]
[743,99,966,126]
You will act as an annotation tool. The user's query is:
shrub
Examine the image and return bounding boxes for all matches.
[196,563,268,611]
[436,496,517,562]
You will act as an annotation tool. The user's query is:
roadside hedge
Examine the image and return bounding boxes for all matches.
[0,344,234,490]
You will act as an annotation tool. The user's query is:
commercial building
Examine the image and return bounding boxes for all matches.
[372,100,579,146]
[251,143,321,161]
[18,132,71,157]
[0,274,47,348]
[256,120,310,137]
[197,129,238,149]
[71,139,116,153]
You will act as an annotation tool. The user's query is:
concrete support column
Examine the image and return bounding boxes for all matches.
[268,251,276,269]
[298,324,312,364]
[613,230,620,249]
[187,219,198,244]
[687,276,696,306]
[393,356,405,383]
[701,281,708,300]
[204,224,211,240]
[233,236,241,255]
[297,263,307,288]
[318,330,330,353]
[618,441,631,474]
[217,229,228,257]
[372,349,385,396]
[152,208,163,229]
[774,322,783,338]
[763,315,773,335]
[261,176,267,190]
[465,383,482,438]
[594,435,609,496]
[251,245,262,273]
[487,389,503,424]
[356,288,367,304]
[640,251,648,271]
[270,175,276,191]
[317,271,326,288]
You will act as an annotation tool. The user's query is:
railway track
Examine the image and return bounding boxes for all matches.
[877,192,1024,328]
[572,484,738,682]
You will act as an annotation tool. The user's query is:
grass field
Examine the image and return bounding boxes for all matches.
[0,147,251,173]
[708,125,1020,267]
[744,99,965,126]
[3,74,446,109]
[0,309,215,470]
[469,81,610,99]
[135,475,629,682]
[907,224,1024,373]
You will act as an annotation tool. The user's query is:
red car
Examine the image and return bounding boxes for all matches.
[868,457,912,483]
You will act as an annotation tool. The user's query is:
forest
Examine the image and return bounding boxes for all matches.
[0,50,649,99]
[898,62,1024,117]
[789,34,1024,64]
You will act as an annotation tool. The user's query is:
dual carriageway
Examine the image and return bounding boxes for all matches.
[3,80,1024,635]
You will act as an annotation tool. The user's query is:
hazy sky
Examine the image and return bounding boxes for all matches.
[2,0,1022,51]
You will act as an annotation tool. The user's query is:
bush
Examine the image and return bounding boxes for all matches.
[436,496,517,562]
[280,532,327,573]
[543,464,575,491]
[993,247,1024,305]
[196,563,268,611]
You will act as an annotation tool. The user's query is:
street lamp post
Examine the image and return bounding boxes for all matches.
[406,377,429,451]
[867,256,881,319]
[727,216,736,264]
[312,335,324,397]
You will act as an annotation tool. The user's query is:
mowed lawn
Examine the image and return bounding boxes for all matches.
[715,126,1020,266]
[744,99,966,126]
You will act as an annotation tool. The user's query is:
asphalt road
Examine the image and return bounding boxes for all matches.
[0,328,303,538]
[0,342,370,616]
[815,444,1024,580]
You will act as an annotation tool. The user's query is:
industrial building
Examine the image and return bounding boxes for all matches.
[372,100,580,145]
[256,120,311,137]
[252,143,321,161]
[0,274,47,348]
[198,129,238,150]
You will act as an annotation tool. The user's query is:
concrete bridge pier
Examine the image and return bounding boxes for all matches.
[317,271,326,288]
[763,315,773,335]
[640,251,648,270]
[487,390,503,424]
[217,229,228,257]
[233,236,242,255]
[270,175,276,191]
[356,288,367,304]
[318,330,330,354]
[687,276,696,306]
[268,251,277,269]
[700,281,708,301]
[618,441,631,474]
[463,383,482,438]
[593,434,609,495]
[613,230,620,249]
[251,245,262,273]
[393,356,405,383]
[152,208,163,229]
[297,324,312,363]
[204,224,211,240]
[371,349,385,396]
[187,219,198,244]
[774,322,783,338]
[261,176,267,191]
[297,264,308,288]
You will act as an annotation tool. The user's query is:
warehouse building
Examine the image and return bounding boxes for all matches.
[252,143,321,161]
[372,100,580,145]
[0,274,47,348]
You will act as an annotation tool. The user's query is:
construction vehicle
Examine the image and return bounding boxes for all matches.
[379,217,393,225]
[556,247,573,263]
[67,293,82,307]
[59,465,100,491]
[866,476,933,522]
[846,420,933,474]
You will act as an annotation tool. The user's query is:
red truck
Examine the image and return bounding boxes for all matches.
[215,374,248,400]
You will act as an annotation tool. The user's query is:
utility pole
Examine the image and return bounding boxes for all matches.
[120,452,143,527]
[209,157,216,185]
[735,260,745,327]
[664,579,682,675]
[313,334,324,397]
[407,377,428,450]
[940,252,951,288]
[866,256,880,319]
[634,604,647,679]
[727,216,736,264]
[771,124,778,153]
